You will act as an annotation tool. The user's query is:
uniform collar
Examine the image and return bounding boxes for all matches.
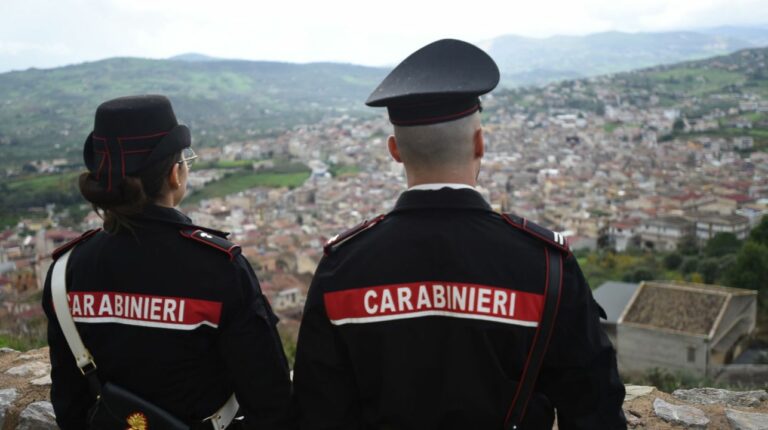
[408,183,476,191]
[392,187,492,213]
[140,204,193,225]
[135,204,229,237]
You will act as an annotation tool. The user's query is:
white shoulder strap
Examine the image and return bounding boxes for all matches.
[51,248,96,372]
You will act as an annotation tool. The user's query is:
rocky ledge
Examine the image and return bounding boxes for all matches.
[0,347,55,429]
[621,385,768,429]
[1,347,767,429]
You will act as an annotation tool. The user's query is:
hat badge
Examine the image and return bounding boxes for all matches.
[125,411,148,430]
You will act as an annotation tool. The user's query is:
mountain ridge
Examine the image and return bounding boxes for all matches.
[0,57,387,168]
[481,28,768,86]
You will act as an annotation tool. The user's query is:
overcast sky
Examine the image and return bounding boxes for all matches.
[1,0,767,73]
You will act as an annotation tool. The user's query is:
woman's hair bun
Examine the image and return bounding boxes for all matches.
[78,173,124,206]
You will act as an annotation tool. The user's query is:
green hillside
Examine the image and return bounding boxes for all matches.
[495,46,768,150]
[0,58,387,169]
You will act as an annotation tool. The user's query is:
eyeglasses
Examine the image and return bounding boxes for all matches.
[177,147,198,168]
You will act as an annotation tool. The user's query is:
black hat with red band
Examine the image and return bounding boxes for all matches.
[365,39,500,126]
[83,95,191,192]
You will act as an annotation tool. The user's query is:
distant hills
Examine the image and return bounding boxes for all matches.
[164,27,768,88]
[0,58,386,168]
[480,27,768,86]
[2,27,768,169]
[161,27,768,89]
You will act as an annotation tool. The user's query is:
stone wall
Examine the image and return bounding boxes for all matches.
[0,347,55,430]
[621,385,768,429]
[1,347,767,429]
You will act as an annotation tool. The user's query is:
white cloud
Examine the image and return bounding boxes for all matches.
[0,0,766,71]
[0,41,70,56]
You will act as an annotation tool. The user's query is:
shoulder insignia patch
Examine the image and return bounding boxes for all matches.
[324,214,386,256]
[180,229,241,260]
[51,229,102,260]
[501,213,570,253]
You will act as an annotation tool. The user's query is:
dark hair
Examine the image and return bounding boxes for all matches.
[79,152,181,233]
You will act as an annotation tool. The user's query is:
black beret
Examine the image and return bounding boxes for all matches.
[366,39,499,126]
[83,95,190,192]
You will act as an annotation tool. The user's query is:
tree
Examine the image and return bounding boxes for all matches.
[623,267,656,283]
[704,232,742,257]
[727,242,768,293]
[673,118,685,132]
[749,216,768,247]
[678,234,699,256]
[698,258,721,284]
[597,233,611,250]
[681,257,699,275]
[663,253,683,270]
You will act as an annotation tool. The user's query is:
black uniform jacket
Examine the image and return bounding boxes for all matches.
[42,205,294,430]
[294,188,626,430]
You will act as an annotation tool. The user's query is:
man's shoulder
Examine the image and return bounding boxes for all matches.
[501,213,571,254]
[323,214,387,256]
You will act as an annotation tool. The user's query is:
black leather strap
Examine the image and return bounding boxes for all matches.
[504,248,563,429]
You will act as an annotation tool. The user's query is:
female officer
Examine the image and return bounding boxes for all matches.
[42,95,294,429]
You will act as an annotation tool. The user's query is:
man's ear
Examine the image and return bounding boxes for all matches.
[473,128,484,159]
[168,162,181,189]
[388,135,403,163]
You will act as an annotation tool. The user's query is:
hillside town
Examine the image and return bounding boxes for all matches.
[1,49,768,372]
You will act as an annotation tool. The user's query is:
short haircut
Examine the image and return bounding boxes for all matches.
[393,112,480,169]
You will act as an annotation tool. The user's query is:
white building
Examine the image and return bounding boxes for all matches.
[638,216,694,251]
[691,213,751,241]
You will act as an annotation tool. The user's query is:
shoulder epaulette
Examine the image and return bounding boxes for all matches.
[324,214,386,256]
[501,213,570,253]
[51,229,102,260]
[180,229,241,261]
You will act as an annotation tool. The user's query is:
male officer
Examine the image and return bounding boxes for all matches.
[294,39,626,429]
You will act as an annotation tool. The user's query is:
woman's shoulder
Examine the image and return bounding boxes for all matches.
[178,227,242,262]
[51,228,102,261]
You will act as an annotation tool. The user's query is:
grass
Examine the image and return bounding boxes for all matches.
[330,164,361,177]
[603,122,621,133]
[648,68,747,96]
[0,213,19,230]
[196,160,254,169]
[0,334,47,352]
[4,171,81,193]
[185,170,310,204]
[1,171,84,229]
[745,112,768,123]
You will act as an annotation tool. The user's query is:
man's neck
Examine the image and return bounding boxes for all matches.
[405,171,477,189]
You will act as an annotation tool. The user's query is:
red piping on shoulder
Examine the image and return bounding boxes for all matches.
[323,214,386,256]
[501,214,569,253]
[51,229,102,260]
[180,229,238,261]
